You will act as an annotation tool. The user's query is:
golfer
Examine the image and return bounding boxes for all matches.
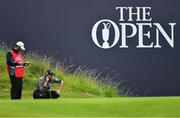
[33,70,64,99]
[6,41,30,99]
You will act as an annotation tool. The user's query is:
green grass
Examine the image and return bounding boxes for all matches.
[0,97,180,117]
[0,43,119,99]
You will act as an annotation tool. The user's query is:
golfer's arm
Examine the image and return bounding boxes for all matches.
[43,81,48,88]
[57,80,63,90]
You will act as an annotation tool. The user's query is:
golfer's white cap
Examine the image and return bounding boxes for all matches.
[16,41,25,51]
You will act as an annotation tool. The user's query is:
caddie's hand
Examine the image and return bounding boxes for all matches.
[24,61,30,66]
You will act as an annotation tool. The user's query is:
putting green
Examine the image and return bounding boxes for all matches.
[0,97,180,117]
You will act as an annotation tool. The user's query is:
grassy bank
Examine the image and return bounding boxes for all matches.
[0,43,119,99]
[0,97,180,117]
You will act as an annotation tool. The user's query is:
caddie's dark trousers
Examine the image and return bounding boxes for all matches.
[9,75,22,99]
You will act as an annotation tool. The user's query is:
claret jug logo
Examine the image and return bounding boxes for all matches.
[92,19,120,49]
[91,7,176,49]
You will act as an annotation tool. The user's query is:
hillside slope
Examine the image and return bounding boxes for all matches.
[0,44,119,99]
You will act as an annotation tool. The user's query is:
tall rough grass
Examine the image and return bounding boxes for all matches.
[0,43,121,99]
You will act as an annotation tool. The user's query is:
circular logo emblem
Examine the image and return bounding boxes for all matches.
[91,19,120,49]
